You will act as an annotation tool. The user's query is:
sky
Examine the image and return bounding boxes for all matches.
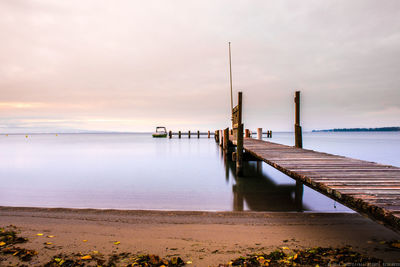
[1,0,399,133]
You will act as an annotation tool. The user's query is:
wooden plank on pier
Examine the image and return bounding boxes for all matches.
[242,138,400,232]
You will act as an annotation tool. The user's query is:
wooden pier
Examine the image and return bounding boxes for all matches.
[243,138,400,232]
[219,91,400,233]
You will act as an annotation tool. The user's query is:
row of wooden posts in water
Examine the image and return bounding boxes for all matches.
[168,131,211,138]
[167,130,272,139]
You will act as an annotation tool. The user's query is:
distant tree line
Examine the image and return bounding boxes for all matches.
[312,127,400,132]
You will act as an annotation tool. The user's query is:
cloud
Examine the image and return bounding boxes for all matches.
[0,0,399,132]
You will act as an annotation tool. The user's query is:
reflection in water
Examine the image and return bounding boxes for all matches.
[221,148,307,212]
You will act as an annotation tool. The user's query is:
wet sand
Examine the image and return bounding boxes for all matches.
[1,206,399,266]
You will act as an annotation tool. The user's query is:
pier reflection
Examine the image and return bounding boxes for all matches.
[221,149,307,212]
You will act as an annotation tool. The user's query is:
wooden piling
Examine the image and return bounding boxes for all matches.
[257,128,262,140]
[178,131,181,138]
[294,91,304,209]
[257,161,262,173]
[294,91,302,148]
[236,92,243,175]
[236,123,243,175]
[219,130,223,146]
[223,128,229,151]
[269,130,272,138]
[188,130,191,139]
[169,131,172,138]
[295,180,304,211]
[245,129,250,138]
[215,130,219,142]
[197,130,200,138]
[208,131,210,138]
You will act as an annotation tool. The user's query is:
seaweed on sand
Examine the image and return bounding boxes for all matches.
[220,246,384,266]
[44,252,186,267]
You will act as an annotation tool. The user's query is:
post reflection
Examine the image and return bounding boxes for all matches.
[222,149,307,212]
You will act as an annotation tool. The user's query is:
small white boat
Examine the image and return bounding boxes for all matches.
[152,127,168,138]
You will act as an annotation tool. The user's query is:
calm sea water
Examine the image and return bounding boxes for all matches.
[0,132,399,212]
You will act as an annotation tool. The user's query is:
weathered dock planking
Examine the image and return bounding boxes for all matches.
[242,138,400,232]
[222,91,400,232]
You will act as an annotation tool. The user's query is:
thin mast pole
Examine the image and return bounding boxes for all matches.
[229,42,233,122]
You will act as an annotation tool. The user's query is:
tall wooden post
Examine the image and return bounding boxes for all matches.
[197,130,200,138]
[188,130,191,139]
[169,131,172,138]
[294,91,304,211]
[223,128,229,151]
[236,92,243,176]
[219,130,223,146]
[208,131,210,138]
[178,131,181,138]
[294,91,302,148]
[257,128,262,140]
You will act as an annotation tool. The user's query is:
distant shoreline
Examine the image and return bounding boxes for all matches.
[312,127,400,132]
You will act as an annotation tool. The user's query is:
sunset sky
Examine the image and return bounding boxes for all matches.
[1,0,399,133]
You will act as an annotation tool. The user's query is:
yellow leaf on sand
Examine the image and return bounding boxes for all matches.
[186,261,192,264]
[45,242,53,245]
[0,241,6,246]
[37,233,43,236]
[47,235,55,238]
[391,242,400,248]
[281,247,289,250]
[114,241,120,245]
[93,250,99,254]
[82,240,88,242]
[81,255,92,260]
[293,253,298,260]
[54,258,65,265]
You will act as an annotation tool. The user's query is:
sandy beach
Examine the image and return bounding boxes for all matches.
[1,206,399,266]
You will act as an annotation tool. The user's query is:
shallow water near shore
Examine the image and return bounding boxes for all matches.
[0,132,399,212]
